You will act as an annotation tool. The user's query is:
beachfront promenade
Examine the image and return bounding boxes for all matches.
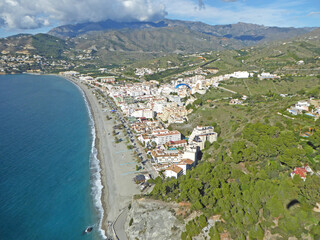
[73,79,141,239]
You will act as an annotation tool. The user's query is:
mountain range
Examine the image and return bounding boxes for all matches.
[0,19,318,63]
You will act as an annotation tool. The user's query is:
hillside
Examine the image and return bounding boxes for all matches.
[73,26,241,53]
[0,34,73,58]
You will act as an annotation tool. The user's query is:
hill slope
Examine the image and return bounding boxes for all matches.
[0,34,73,58]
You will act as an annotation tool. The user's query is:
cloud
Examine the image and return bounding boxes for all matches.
[0,0,167,29]
[307,12,320,16]
[222,0,237,2]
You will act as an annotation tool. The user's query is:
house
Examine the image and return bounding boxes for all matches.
[177,159,195,174]
[295,101,310,112]
[229,99,243,105]
[258,72,280,80]
[287,100,311,115]
[288,109,298,115]
[164,164,183,178]
[290,165,314,181]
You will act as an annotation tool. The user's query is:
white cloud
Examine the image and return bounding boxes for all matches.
[0,0,167,29]
[0,0,314,30]
[307,12,320,16]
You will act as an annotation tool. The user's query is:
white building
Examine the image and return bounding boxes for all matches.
[258,72,280,80]
[151,149,182,164]
[231,71,250,79]
[188,126,218,150]
[131,108,155,119]
[295,101,310,112]
[164,164,183,178]
[152,130,181,146]
[182,145,199,163]
[177,159,195,175]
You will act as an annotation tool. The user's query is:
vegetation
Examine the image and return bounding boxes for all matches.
[150,122,320,239]
[181,215,208,240]
[31,34,71,59]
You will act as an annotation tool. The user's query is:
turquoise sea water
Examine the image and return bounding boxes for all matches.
[0,74,102,240]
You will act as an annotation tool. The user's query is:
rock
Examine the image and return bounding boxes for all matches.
[125,198,185,240]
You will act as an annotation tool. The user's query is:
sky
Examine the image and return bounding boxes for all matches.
[0,0,319,37]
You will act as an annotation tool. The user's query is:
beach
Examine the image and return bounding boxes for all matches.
[67,77,140,239]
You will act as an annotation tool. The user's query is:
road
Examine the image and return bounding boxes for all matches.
[113,208,129,240]
[94,87,159,179]
[217,86,238,94]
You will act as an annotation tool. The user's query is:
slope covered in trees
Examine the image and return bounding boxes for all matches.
[150,122,320,239]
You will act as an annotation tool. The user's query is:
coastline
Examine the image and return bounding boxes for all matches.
[62,75,108,238]
[61,75,140,239]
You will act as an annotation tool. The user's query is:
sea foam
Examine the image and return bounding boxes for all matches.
[71,79,106,239]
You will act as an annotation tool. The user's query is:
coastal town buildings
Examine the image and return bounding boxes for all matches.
[152,130,181,146]
[188,126,218,150]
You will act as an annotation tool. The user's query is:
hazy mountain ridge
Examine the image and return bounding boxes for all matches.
[49,19,314,44]
[1,20,319,65]
[48,19,169,39]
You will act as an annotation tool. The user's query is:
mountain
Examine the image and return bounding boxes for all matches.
[0,33,73,58]
[48,19,169,39]
[1,19,318,65]
[45,19,317,62]
[49,19,314,44]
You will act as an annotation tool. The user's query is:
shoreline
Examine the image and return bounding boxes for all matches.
[61,75,140,239]
[62,76,108,238]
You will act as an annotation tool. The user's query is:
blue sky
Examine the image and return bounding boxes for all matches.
[0,0,319,38]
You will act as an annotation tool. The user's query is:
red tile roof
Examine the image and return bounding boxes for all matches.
[178,159,194,165]
[294,167,307,178]
[166,164,183,174]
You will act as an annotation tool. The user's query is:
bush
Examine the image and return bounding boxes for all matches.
[129,218,133,227]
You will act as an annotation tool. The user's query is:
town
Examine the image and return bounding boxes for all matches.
[59,67,311,184]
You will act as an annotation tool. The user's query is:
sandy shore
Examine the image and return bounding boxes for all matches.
[64,77,140,239]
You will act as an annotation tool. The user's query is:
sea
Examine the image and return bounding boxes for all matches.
[0,74,104,240]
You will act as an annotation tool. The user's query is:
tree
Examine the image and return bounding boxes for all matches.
[198,215,207,229]
[209,226,220,240]
[204,140,211,150]
[249,224,264,240]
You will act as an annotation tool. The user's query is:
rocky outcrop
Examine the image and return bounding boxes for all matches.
[125,198,185,240]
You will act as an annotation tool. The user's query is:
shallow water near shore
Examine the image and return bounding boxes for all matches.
[0,74,102,240]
